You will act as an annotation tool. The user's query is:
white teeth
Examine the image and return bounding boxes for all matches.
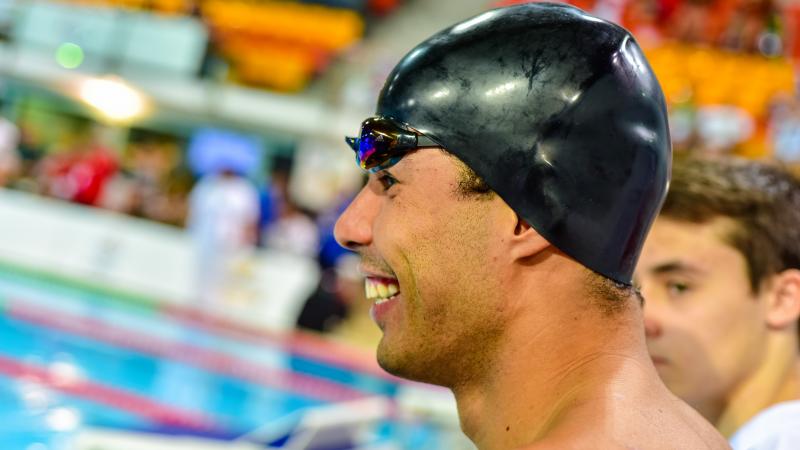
[377,284,389,298]
[364,278,400,302]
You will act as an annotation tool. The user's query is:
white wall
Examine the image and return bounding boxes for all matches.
[0,188,319,331]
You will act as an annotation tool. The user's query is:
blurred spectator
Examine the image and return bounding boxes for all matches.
[133,136,188,224]
[187,167,260,308]
[99,130,191,225]
[325,253,381,351]
[13,119,46,191]
[696,105,756,153]
[621,0,664,46]
[720,0,781,54]
[127,132,176,199]
[34,121,118,206]
[770,95,800,163]
[316,188,364,270]
[668,0,721,44]
[296,266,349,333]
[495,0,788,57]
[297,253,380,351]
[257,156,292,234]
[0,110,20,187]
[144,167,194,226]
[591,0,628,24]
[261,158,319,258]
[97,169,140,214]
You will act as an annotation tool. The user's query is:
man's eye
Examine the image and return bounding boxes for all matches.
[666,281,690,297]
[377,173,398,191]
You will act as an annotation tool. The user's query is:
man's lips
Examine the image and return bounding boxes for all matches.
[370,293,399,326]
[358,262,395,279]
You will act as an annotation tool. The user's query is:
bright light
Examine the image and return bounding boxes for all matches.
[79,77,147,122]
[452,10,499,34]
[485,81,516,97]
[19,381,51,412]
[431,88,450,99]
[49,359,84,387]
[45,407,81,432]
[56,42,84,69]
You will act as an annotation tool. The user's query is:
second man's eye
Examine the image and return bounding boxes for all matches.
[666,281,690,298]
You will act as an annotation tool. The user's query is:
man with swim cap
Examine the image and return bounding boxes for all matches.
[636,156,800,449]
[334,3,729,448]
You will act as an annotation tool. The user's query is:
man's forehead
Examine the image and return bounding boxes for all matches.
[655,215,740,247]
[640,217,745,272]
[389,148,458,173]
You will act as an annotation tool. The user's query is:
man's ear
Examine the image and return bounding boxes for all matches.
[508,214,551,261]
[765,269,800,330]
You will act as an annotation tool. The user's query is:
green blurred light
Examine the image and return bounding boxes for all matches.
[56,43,84,69]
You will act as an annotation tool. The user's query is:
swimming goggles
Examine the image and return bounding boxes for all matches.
[345,116,441,173]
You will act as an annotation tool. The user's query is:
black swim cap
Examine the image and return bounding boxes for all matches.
[373,2,671,285]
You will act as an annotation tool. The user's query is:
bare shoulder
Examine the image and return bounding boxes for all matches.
[516,436,643,450]
[661,396,732,450]
[516,428,729,450]
[516,396,731,450]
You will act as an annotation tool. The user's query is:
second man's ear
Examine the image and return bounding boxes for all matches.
[765,269,800,330]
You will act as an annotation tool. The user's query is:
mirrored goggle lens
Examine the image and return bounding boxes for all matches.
[346,118,417,172]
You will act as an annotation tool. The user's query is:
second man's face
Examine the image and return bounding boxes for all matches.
[635,217,770,417]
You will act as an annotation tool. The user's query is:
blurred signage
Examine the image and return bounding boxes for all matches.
[12,1,117,72]
[0,0,18,29]
[12,0,376,91]
[119,13,207,76]
[12,1,208,77]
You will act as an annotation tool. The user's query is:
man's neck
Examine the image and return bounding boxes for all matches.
[450,303,654,450]
[714,336,800,437]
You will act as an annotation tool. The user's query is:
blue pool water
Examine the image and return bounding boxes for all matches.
[0,266,458,450]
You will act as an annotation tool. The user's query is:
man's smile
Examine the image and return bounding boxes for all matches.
[364,276,402,327]
[365,277,400,305]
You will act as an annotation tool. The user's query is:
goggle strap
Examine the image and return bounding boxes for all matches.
[416,134,439,148]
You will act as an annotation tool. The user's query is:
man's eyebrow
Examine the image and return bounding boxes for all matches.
[650,261,707,276]
[374,167,398,179]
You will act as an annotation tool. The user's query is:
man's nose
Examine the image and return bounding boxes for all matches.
[643,314,663,339]
[639,283,664,339]
[334,186,377,251]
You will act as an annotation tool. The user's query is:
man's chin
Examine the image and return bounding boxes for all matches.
[376,342,411,377]
[376,342,441,385]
